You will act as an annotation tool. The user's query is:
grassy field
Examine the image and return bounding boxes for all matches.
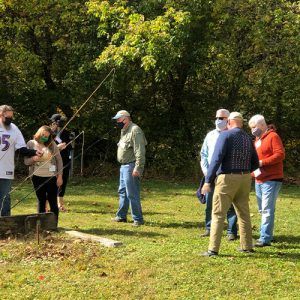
[0,177,300,300]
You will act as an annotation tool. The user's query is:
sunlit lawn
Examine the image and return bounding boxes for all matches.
[0,177,299,299]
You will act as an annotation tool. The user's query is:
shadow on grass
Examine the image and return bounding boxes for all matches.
[80,228,167,238]
[149,221,204,229]
[271,235,300,249]
[207,252,300,260]
[143,211,172,216]
[252,235,300,249]
[253,250,300,260]
[69,209,115,214]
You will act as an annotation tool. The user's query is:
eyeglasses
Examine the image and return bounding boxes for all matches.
[215,117,227,120]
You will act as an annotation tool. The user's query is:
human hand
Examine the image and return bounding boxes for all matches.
[132,170,140,177]
[57,143,67,150]
[32,155,41,162]
[57,175,63,187]
[36,150,43,157]
[201,183,211,194]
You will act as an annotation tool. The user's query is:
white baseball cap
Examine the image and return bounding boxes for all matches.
[112,110,130,119]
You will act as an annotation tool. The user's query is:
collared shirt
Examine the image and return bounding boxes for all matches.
[205,128,259,184]
[200,129,222,176]
[117,122,147,174]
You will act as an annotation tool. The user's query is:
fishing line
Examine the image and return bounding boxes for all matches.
[0,131,83,215]
[59,68,115,134]
[80,131,85,176]
[0,68,115,165]
[1,68,116,214]
[10,136,104,210]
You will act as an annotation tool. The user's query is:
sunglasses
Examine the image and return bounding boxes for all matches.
[215,117,227,120]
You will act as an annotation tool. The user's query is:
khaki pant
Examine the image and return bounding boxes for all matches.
[208,174,253,252]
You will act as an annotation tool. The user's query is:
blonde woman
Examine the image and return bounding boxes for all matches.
[24,126,63,220]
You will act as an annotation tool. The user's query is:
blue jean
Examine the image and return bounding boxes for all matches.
[116,162,143,222]
[205,184,238,235]
[0,179,12,216]
[255,180,282,244]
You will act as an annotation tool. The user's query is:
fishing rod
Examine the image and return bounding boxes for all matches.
[1,68,116,214]
[58,68,115,134]
[0,68,115,165]
[10,127,116,210]
[0,131,83,214]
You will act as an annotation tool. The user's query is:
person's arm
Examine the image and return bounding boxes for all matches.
[260,134,285,166]
[14,126,40,157]
[24,141,39,165]
[200,135,209,176]
[17,147,38,157]
[52,142,63,176]
[132,128,146,176]
[205,133,227,184]
[250,144,260,172]
[201,134,227,194]
[52,142,63,187]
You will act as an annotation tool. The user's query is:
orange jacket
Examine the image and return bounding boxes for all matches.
[254,129,285,183]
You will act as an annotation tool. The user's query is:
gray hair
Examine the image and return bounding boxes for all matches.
[248,114,266,127]
[216,108,230,117]
[0,105,14,115]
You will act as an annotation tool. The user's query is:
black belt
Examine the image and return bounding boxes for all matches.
[121,161,135,165]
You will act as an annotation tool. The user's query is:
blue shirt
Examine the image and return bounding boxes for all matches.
[200,129,222,176]
[205,127,259,184]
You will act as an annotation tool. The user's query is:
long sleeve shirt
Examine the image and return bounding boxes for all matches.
[200,129,221,176]
[205,127,259,184]
[24,140,63,177]
[254,129,285,182]
[117,122,147,174]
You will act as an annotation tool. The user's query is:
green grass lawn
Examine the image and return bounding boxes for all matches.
[1,177,300,299]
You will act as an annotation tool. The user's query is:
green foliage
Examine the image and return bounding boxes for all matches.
[0,0,299,176]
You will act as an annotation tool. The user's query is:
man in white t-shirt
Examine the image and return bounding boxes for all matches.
[0,105,41,216]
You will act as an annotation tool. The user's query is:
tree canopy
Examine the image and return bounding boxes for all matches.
[1,0,299,177]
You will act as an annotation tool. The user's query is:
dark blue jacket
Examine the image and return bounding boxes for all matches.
[205,127,259,184]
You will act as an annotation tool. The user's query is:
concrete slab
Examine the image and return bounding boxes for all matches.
[65,230,123,247]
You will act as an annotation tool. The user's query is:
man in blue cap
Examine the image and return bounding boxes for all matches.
[111,110,147,226]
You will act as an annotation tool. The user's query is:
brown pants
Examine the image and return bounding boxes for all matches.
[208,174,253,252]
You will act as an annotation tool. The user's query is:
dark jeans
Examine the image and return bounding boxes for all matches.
[58,165,70,197]
[32,175,59,218]
[0,178,11,216]
[205,183,238,235]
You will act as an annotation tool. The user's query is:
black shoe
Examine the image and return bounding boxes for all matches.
[201,250,218,257]
[200,230,210,237]
[227,234,237,241]
[111,217,127,223]
[132,220,144,227]
[238,248,255,253]
[255,240,271,247]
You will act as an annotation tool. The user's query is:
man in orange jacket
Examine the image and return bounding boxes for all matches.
[249,114,285,247]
